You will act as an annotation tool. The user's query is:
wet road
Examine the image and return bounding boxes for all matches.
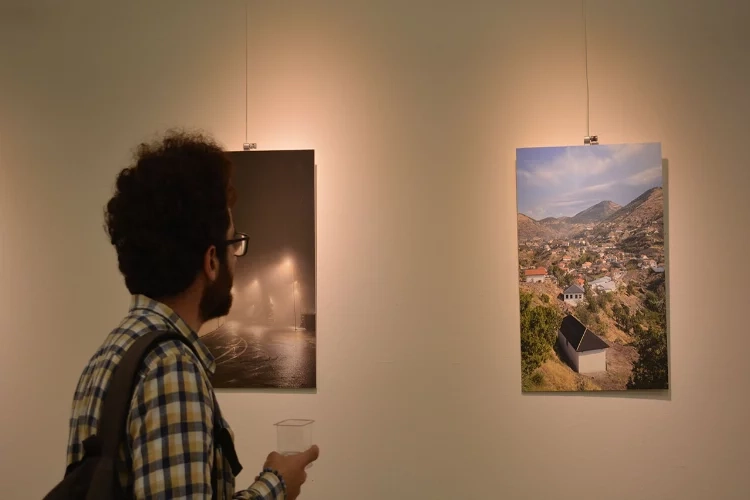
[202,321,316,389]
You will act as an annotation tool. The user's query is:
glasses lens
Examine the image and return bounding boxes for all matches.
[235,238,247,256]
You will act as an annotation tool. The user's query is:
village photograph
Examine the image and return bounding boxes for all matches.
[515,143,669,392]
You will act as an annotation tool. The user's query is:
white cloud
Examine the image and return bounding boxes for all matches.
[517,170,532,181]
[527,198,599,219]
[548,183,615,210]
[578,182,616,194]
[550,198,597,208]
[519,144,646,188]
[524,207,546,219]
[517,143,660,218]
[609,143,645,164]
[625,165,662,186]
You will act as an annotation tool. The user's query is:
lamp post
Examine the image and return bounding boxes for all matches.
[293,280,298,331]
[285,257,298,331]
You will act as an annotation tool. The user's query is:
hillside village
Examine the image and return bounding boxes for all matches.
[518,187,669,391]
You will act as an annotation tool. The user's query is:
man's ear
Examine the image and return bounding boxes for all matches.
[203,245,220,281]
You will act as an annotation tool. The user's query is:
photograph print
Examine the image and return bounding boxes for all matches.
[516,142,668,392]
[200,150,316,389]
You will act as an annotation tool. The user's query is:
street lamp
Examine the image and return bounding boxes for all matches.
[292,280,298,331]
[246,278,259,295]
[285,257,298,331]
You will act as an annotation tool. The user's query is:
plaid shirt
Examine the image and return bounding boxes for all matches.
[66,295,285,499]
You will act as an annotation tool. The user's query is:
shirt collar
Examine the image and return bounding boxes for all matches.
[128,294,217,376]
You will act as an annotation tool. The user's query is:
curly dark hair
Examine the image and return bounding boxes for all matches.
[104,129,236,299]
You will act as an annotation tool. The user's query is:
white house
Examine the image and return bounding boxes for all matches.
[524,267,547,283]
[563,284,584,305]
[589,276,616,293]
[557,315,609,374]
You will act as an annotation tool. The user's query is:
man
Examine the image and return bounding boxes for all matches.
[66,130,318,499]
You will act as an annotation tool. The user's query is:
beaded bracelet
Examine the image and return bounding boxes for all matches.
[262,467,287,493]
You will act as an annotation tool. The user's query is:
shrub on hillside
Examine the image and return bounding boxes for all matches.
[520,291,562,378]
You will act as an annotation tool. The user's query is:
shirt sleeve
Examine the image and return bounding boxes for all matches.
[128,351,286,499]
[234,472,286,500]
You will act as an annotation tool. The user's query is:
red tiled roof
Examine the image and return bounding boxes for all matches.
[524,267,547,276]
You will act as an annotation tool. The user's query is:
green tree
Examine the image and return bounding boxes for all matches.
[584,284,599,313]
[520,289,532,311]
[555,267,573,289]
[520,291,562,378]
[575,303,592,326]
[644,281,667,317]
[549,264,562,283]
[612,302,622,318]
[627,324,668,389]
[576,252,597,267]
[612,302,633,332]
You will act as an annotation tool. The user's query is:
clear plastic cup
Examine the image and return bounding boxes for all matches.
[274,419,315,468]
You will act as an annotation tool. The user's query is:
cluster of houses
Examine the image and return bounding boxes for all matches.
[519,227,668,379]
[522,235,664,273]
[520,243,620,376]
[639,254,665,273]
[523,265,619,306]
[520,271,612,374]
[561,277,616,305]
[522,237,664,292]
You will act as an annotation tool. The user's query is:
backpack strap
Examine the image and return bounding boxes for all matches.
[95,329,242,498]
[97,330,189,458]
[212,403,243,476]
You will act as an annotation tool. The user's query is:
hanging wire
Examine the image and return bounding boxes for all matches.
[244,0,249,144]
[582,0,591,138]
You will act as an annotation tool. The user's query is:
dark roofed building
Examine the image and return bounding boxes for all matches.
[563,284,584,305]
[557,315,609,374]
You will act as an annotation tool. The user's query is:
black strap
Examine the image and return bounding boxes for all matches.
[214,405,243,477]
[98,330,189,457]
[96,329,243,484]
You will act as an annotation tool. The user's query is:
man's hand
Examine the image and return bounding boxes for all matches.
[263,445,320,499]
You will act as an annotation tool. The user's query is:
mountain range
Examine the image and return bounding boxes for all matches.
[517,187,664,242]
[568,200,621,224]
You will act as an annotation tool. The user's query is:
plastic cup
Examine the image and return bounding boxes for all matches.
[274,419,315,468]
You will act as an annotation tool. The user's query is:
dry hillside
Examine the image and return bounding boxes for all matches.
[517,213,554,241]
[526,356,602,391]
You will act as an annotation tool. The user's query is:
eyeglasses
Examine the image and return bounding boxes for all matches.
[225,232,249,257]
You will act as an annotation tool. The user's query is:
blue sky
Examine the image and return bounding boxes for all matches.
[516,142,663,220]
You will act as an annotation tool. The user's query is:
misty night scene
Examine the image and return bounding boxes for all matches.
[200,150,316,389]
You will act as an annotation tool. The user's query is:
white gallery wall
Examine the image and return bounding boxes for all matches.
[1,0,749,498]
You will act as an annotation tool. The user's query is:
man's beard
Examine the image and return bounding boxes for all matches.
[199,259,233,323]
